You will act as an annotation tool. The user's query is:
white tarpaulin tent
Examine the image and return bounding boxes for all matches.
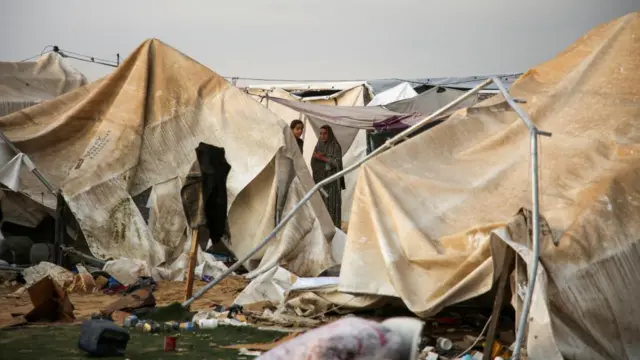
[245,83,373,227]
[0,39,337,279]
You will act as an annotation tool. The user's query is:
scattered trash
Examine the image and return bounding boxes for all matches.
[437,337,453,351]
[67,264,97,293]
[78,319,130,357]
[197,318,218,329]
[179,321,196,331]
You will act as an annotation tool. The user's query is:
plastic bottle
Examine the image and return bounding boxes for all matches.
[197,319,219,329]
[179,322,195,332]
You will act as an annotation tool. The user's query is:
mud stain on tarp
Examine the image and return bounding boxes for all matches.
[107,198,143,247]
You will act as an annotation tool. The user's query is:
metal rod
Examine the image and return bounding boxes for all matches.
[182,78,493,308]
[492,77,551,360]
[0,131,56,194]
[54,191,66,265]
[60,246,106,267]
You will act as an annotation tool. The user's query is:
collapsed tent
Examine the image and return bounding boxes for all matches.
[245,83,373,227]
[0,53,88,227]
[0,39,337,279]
[367,74,521,94]
[0,52,87,117]
[339,12,640,360]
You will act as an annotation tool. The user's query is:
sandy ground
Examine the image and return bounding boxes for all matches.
[0,276,249,322]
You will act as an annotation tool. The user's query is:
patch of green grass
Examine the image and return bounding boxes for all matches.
[0,324,285,360]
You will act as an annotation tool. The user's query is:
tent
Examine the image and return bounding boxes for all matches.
[0,52,87,117]
[339,12,640,360]
[0,39,337,278]
[367,74,521,94]
[245,83,373,227]
[0,53,87,228]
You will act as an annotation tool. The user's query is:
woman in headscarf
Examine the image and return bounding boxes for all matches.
[311,125,345,227]
[290,120,304,153]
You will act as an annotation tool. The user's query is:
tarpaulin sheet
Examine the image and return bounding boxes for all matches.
[339,12,640,360]
[0,52,87,117]
[267,97,425,130]
[368,82,418,107]
[0,52,87,226]
[384,86,478,118]
[246,84,370,225]
[0,39,336,277]
[367,74,521,94]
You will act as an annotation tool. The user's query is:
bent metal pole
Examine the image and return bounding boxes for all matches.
[492,77,552,360]
[182,78,493,308]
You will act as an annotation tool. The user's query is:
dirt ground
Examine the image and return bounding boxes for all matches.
[0,276,249,322]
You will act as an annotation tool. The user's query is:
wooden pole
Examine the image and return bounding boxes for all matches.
[184,184,204,302]
[483,248,516,360]
[184,228,200,301]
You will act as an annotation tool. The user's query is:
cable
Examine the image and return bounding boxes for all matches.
[451,315,492,359]
[56,48,117,65]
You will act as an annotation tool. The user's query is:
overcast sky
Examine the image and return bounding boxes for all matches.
[1,0,638,84]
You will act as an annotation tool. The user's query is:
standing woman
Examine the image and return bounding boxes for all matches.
[311,125,345,227]
[290,120,304,153]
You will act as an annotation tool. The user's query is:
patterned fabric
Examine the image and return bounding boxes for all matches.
[311,128,345,227]
[257,317,405,360]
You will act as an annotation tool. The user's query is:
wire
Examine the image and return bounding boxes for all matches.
[56,48,117,65]
[451,315,493,359]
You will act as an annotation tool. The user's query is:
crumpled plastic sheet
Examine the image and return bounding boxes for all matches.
[258,317,423,360]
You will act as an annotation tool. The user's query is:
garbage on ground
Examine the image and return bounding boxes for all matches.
[191,306,250,327]
[257,316,424,360]
[67,264,97,293]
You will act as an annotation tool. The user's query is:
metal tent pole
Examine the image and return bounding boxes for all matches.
[492,77,552,360]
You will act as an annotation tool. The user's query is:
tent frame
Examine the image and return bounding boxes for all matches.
[0,131,65,265]
[185,78,551,359]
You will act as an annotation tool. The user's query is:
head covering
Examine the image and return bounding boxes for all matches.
[312,125,345,189]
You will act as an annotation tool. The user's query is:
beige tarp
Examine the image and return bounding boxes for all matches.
[0,53,87,226]
[0,52,87,117]
[0,39,336,277]
[245,84,371,226]
[340,12,640,360]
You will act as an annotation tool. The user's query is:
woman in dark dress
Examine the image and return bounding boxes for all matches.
[311,125,345,227]
[290,120,304,153]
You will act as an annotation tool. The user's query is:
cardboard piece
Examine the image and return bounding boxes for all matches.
[24,276,75,323]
